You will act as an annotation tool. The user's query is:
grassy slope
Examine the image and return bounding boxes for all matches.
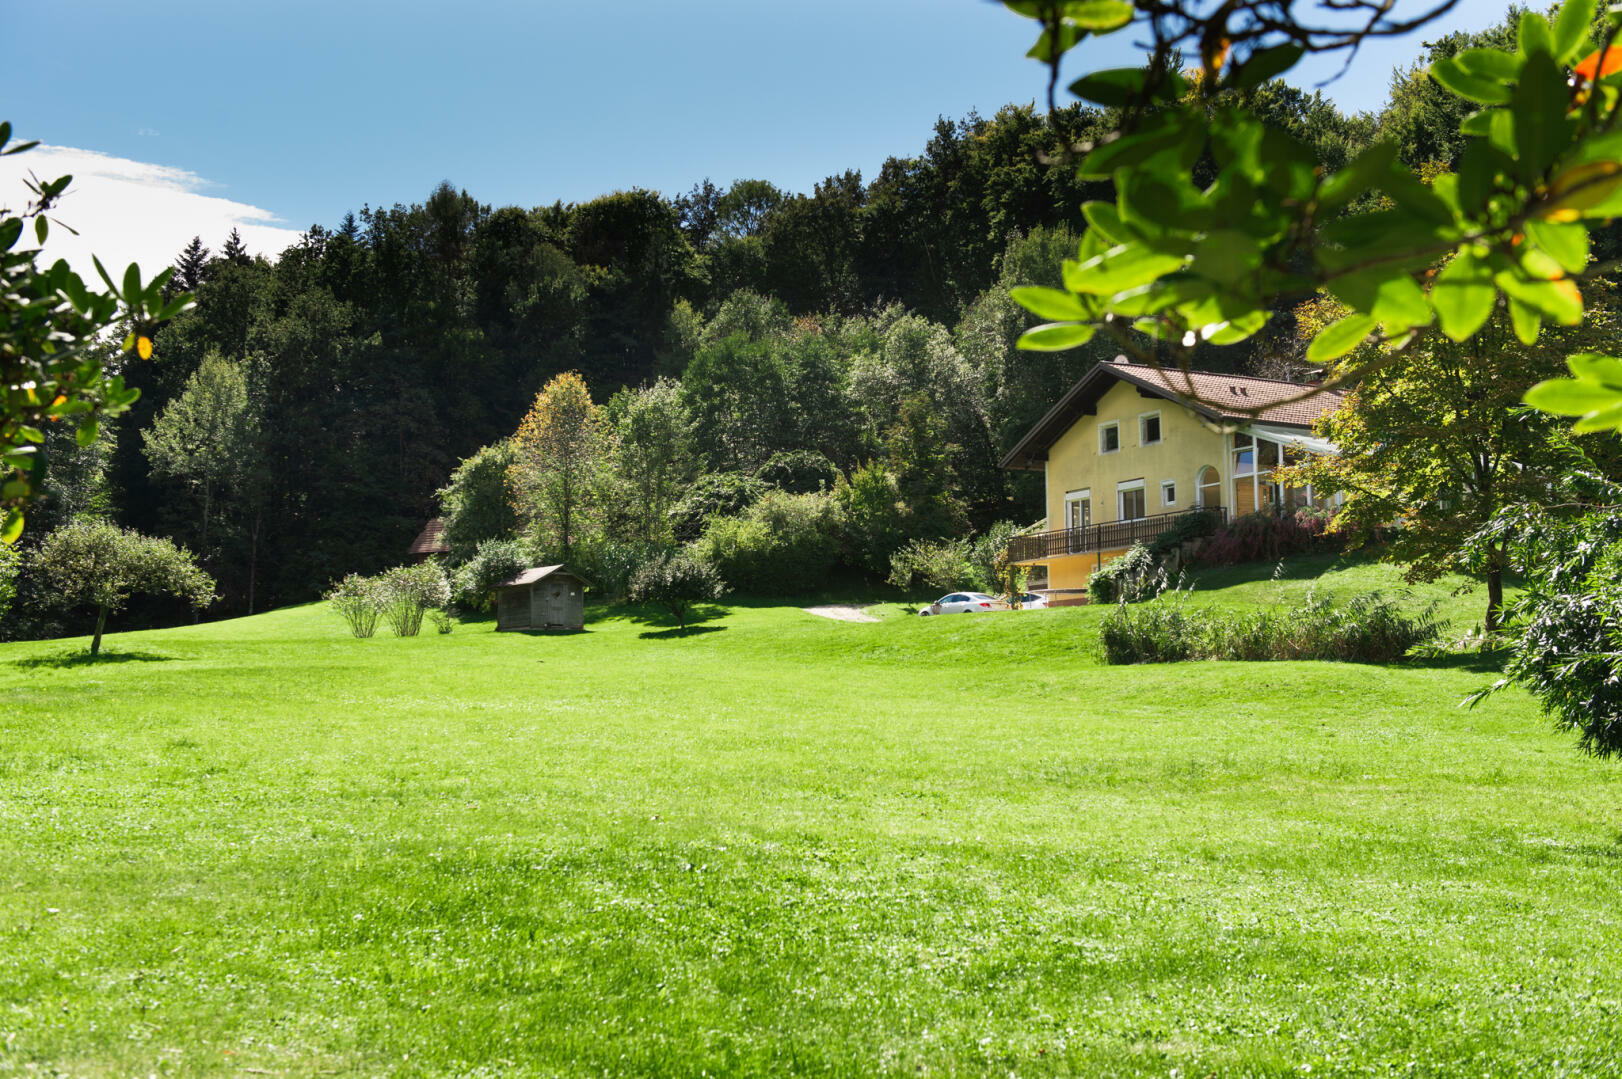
[1,568,1619,1077]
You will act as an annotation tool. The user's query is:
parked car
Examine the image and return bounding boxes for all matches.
[1013,592,1049,610]
[919,592,1005,616]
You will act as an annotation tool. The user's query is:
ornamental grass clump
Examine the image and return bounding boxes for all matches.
[1101,587,1438,665]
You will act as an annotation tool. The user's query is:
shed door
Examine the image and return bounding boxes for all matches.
[540,582,568,625]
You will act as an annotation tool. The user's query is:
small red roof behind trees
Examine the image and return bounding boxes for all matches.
[408,518,449,557]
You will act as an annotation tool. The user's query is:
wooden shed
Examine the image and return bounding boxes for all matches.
[494,566,589,632]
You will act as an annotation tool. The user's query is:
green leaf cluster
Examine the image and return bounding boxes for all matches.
[1,122,193,543]
[1002,0,1622,416]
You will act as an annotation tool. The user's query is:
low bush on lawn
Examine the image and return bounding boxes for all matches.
[325,562,451,638]
[1100,588,1439,664]
[1087,544,1167,604]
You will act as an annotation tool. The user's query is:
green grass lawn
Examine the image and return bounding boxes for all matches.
[2,571,1619,1076]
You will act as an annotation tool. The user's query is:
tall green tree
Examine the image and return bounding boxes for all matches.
[608,379,697,543]
[1294,304,1617,629]
[142,352,262,552]
[437,440,521,564]
[511,371,610,560]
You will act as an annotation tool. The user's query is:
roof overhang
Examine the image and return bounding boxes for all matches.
[1243,422,1338,456]
[1000,361,1227,471]
[496,565,593,589]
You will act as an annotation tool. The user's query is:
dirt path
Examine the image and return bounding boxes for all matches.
[801,604,880,623]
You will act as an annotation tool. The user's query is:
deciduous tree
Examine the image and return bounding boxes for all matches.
[142,352,262,551]
[510,372,609,560]
[628,550,724,632]
[1291,304,1616,629]
[30,520,214,655]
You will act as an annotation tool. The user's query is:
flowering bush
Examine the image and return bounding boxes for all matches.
[326,573,384,638]
[379,562,451,637]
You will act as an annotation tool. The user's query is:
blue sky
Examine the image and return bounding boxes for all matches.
[6,0,1505,272]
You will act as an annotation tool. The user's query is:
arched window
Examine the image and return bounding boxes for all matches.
[1196,466,1221,509]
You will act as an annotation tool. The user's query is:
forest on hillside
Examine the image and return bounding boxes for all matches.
[6,6,1619,639]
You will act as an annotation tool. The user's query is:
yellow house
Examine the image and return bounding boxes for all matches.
[1001,361,1345,601]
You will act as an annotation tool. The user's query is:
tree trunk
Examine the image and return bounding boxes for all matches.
[247,505,261,615]
[1485,565,1504,633]
[91,604,107,657]
[195,478,212,624]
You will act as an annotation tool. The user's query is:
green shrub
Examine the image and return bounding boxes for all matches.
[326,573,384,638]
[628,550,725,631]
[1087,544,1165,605]
[835,462,910,577]
[755,450,838,494]
[669,472,769,542]
[970,521,1023,591]
[572,537,671,601]
[1148,508,1221,557]
[887,537,982,592]
[0,542,18,628]
[1097,598,1199,663]
[379,563,451,638]
[1101,588,1438,665]
[696,490,841,595]
[451,538,532,612]
[437,440,520,565]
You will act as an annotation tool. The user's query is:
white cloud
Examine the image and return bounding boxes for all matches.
[0,144,304,285]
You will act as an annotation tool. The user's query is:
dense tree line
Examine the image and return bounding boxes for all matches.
[8,16,1608,638]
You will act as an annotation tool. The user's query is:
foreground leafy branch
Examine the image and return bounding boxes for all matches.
[1002,1,1622,430]
[1,122,193,543]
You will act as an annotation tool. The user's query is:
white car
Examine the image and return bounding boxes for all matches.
[919,592,1005,616]
[1013,592,1049,610]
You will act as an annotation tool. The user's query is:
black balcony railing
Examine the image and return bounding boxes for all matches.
[1005,507,1228,564]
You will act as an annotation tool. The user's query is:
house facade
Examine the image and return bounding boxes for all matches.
[1001,361,1344,598]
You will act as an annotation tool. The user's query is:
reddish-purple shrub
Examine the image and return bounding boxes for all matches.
[1196,510,1338,567]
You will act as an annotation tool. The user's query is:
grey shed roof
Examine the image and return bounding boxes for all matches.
[495,565,589,589]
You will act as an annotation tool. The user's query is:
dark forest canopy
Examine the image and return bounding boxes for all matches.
[10,6,1607,638]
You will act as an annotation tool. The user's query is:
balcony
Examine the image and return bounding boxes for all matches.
[1005,507,1228,565]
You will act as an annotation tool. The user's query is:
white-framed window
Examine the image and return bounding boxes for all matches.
[1161,480,1177,507]
[1139,411,1162,446]
[1117,478,1147,521]
[1063,489,1092,531]
[1099,421,1120,454]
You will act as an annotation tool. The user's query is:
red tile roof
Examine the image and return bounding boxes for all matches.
[407,518,449,556]
[1107,362,1345,428]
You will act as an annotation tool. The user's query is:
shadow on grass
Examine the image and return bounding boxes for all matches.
[1402,649,1509,675]
[508,627,589,637]
[638,625,727,640]
[10,649,172,670]
[618,602,729,634]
